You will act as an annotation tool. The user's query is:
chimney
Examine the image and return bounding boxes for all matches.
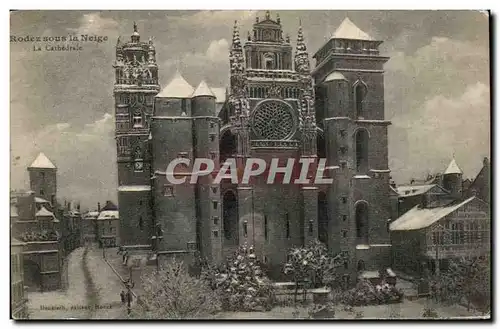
[97,202,101,212]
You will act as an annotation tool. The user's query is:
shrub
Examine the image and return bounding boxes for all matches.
[132,259,221,319]
[308,303,335,319]
[202,245,276,312]
[343,279,403,306]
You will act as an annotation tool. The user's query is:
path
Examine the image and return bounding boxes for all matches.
[86,246,127,319]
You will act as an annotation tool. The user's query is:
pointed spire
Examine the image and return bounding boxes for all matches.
[131,21,140,42]
[29,152,56,169]
[192,80,215,98]
[276,13,280,24]
[444,158,463,175]
[157,71,194,98]
[232,20,241,50]
[296,21,307,54]
[294,21,310,74]
[332,17,374,41]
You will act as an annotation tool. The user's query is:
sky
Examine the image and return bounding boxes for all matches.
[10,10,490,210]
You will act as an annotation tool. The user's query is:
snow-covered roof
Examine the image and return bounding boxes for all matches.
[192,80,215,98]
[11,238,26,246]
[211,87,226,103]
[97,210,119,220]
[35,197,50,204]
[324,71,347,82]
[331,17,374,41]
[118,185,151,192]
[157,72,194,98]
[396,184,438,198]
[36,206,55,218]
[84,211,100,219]
[390,196,476,231]
[444,158,463,175]
[29,152,56,169]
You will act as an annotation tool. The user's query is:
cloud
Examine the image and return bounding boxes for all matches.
[161,39,230,87]
[389,82,490,182]
[68,12,120,36]
[206,39,230,62]
[11,114,117,210]
[170,10,257,28]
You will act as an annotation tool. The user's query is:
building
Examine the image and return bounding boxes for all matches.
[464,157,490,203]
[96,210,120,248]
[81,211,99,244]
[11,238,28,319]
[114,14,393,282]
[11,153,63,291]
[390,158,491,276]
[390,196,490,276]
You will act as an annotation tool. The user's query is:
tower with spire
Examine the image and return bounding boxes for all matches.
[311,17,392,283]
[443,157,463,200]
[113,22,160,249]
[28,152,57,205]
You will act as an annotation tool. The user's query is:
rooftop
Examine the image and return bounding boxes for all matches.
[444,158,463,175]
[36,206,55,218]
[390,196,477,231]
[324,71,347,82]
[97,210,119,220]
[29,152,56,169]
[331,17,374,41]
[157,71,194,98]
[396,184,443,198]
[192,80,215,98]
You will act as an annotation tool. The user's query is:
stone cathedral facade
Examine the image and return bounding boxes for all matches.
[113,13,392,282]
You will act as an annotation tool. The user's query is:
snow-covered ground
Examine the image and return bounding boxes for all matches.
[86,247,126,319]
[27,247,88,319]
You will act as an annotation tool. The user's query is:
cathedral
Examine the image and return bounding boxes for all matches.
[113,12,392,282]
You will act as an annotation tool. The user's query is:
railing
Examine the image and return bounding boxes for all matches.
[246,69,298,80]
[251,140,300,149]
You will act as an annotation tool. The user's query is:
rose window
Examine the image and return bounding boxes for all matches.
[252,100,295,140]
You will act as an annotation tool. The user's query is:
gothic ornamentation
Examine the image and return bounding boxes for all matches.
[252,100,295,140]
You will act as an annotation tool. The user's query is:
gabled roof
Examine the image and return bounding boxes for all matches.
[157,71,194,98]
[84,211,100,219]
[192,80,215,98]
[444,158,463,175]
[331,17,374,41]
[36,206,55,218]
[29,152,56,169]
[390,196,478,231]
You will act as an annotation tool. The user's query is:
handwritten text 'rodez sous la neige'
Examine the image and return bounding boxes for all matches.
[10,34,108,52]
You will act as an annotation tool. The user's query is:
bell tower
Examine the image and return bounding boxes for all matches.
[113,22,160,248]
[312,17,392,282]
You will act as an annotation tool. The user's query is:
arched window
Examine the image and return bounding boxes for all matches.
[223,190,238,245]
[133,110,143,128]
[354,81,367,118]
[355,201,369,244]
[355,129,369,173]
[219,130,237,166]
[264,53,275,70]
[357,260,365,272]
